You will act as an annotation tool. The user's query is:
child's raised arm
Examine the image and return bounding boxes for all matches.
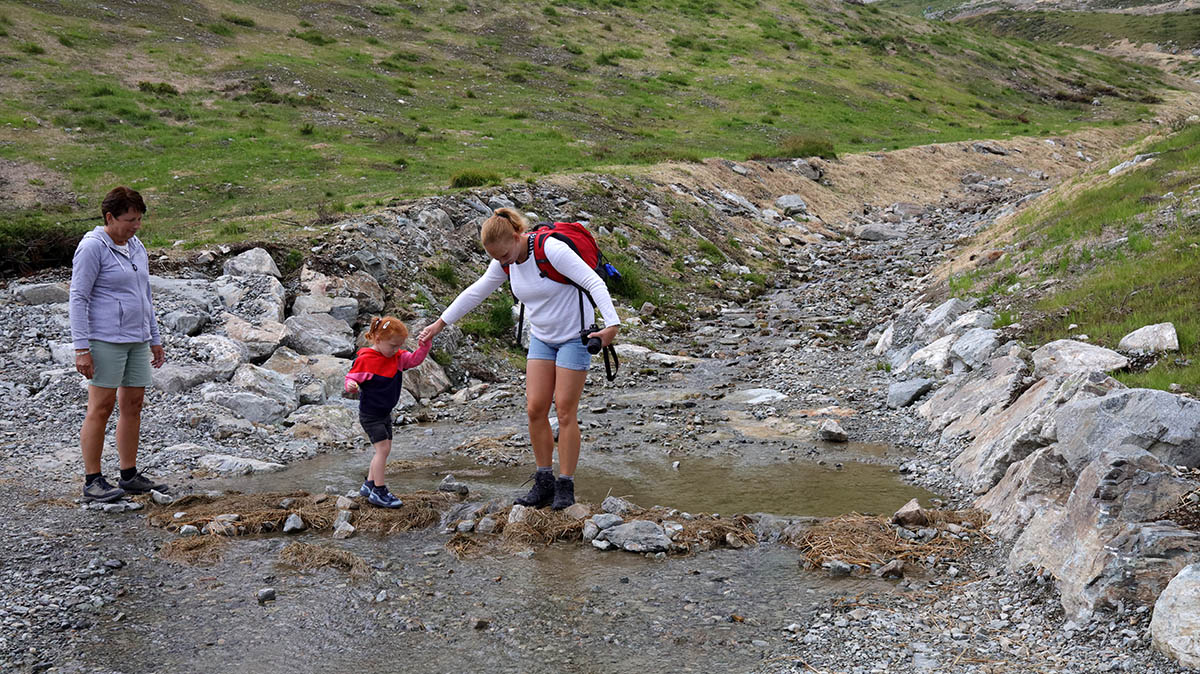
[398,339,433,371]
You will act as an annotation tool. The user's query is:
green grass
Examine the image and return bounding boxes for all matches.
[460,295,516,339]
[0,0,1169,253]
[964,122,1200,396]
[963,10,1200,51]
[428,260,459,285]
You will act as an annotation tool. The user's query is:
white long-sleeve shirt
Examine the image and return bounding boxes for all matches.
[441,237,621,344]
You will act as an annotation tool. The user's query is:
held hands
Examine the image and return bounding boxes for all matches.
[588,325,619,347]
[417,319,445,345]
[151,345,166,368]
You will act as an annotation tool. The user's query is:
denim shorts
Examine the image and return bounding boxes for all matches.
[89,340,152,389]
[527,335,591,371]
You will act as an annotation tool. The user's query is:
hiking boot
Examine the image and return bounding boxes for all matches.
[367,486,403,509]
[118,471,167,495]
[514,470,555,508]
[83,477,125,503]
[551,477,575,511]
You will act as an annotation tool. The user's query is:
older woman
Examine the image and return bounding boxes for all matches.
[69,186,167,502]
[419,208,619,510]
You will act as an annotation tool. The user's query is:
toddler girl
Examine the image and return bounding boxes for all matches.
[344,316,431,508]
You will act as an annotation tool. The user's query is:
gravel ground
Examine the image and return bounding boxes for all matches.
[0,172,1190,673]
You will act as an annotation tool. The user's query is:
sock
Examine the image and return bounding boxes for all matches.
[536,466,553,474]
[559,474,574,481]
[374,483,387,492]
[119,466,137,481]
[85,472,102,486]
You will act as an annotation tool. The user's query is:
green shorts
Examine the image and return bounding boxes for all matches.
[89,340,153,389]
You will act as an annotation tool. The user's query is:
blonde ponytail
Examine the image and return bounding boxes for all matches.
[481,207,527,248]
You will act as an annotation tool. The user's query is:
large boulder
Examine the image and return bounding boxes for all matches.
[949,328,1000,372]
[1152,564,1200,669]
[231,364,298,412]
[222,247,281,278]
[292,294,360,324]
[283,314,355,357]
[12,282,69,304]
[403,356,452,400]
[263,347,351,399]
[898,334,956,376]
[1031,340,1128,378]
[417,207,454,231]
[951,372,1123,494]
[1054,388,1200,473]
[913,298,970,344]
[1006,445,1200,621]
[888,378,934,409]
[919,351,1029,443]
[152,364,213,394]
[221,313,287,361]
[599,520,671,553]
[337,272,385,313]
[162,309,208,336]
[1118,323,1179,353]
[853,223,903,241]
[286,404,360,445]
[203,389,292,425]
[190,334,250,380]
[149,276,221,311]
[213,274,286,324]
[774,195,809,216]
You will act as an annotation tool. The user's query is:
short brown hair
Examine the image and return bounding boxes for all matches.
[101,186,146,220]
[480,207,526,248]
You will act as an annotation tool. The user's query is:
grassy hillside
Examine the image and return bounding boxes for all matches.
[946,120,1200,394]
[0,0,1167,263]
[962,9,1200,51]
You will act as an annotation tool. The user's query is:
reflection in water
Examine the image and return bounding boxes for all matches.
[216,450,935,518]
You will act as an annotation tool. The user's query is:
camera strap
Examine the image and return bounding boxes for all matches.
[578,288,618,382]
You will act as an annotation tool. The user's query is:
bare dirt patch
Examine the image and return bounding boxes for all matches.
[0,159,79,211]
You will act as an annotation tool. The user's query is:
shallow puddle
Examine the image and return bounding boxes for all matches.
[213,446,934,518]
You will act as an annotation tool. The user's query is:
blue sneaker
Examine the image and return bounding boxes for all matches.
[367,486,403,509]
[359,481,373,498]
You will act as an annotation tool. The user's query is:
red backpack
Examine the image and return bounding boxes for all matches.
[502,222,622,380]
[500,221,613,287]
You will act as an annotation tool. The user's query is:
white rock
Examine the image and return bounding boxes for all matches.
[1118,323,1179,353]
[197,453,286,475]
[1031,340,1129,378]
[1151,564,1200,668]
[223,248,281,277]
[726,388,788,404]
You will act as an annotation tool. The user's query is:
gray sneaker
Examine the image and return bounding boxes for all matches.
[118,471,167,495]
[83,477,125,503]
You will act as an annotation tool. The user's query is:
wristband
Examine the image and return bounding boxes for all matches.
[75,349,90,355]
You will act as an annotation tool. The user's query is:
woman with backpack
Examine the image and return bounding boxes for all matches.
[418,208,619,510]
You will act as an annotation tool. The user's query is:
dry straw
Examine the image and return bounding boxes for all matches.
[147,490,460,536]
[159,535,229,565]
[787,509,987,569]
[279,542,370,579]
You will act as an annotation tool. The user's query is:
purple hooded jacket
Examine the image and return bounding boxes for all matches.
[69,226,161,350]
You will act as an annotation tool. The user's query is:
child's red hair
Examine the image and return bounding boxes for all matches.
[363,315,409,344]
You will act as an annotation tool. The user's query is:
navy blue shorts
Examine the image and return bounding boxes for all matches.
[359,415,393,443]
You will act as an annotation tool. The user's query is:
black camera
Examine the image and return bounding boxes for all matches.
[580,324,602,355]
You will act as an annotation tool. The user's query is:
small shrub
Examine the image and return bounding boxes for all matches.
[222,13,256,27]
[19,42,45,55]
[370,5,398,16]
[543,6,559,16]
[432,350,452,367]
[138,81,179,96]
[697,239,723,262]
[57,35,75,48]
[208,23,234,37]
[428,261,458,285]
[218,221,248,237]
[290,30,335,46]
[460,296,515,339]
[89,84,119,97]
[450,169,501,188]
[505,73,527,83]
[299,122,315,135]
[780,133,837,159]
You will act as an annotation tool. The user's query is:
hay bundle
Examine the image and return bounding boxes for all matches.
[924,508,988,528]
[668,513,757,549]
[352,491,459,534]
[445,532,488,559]
[147,490,458,536]
[500,506,594,548]
[279,542,370,578]
[1152,490,1200,530]
[789,512,970,568]
[159,535,228,565]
